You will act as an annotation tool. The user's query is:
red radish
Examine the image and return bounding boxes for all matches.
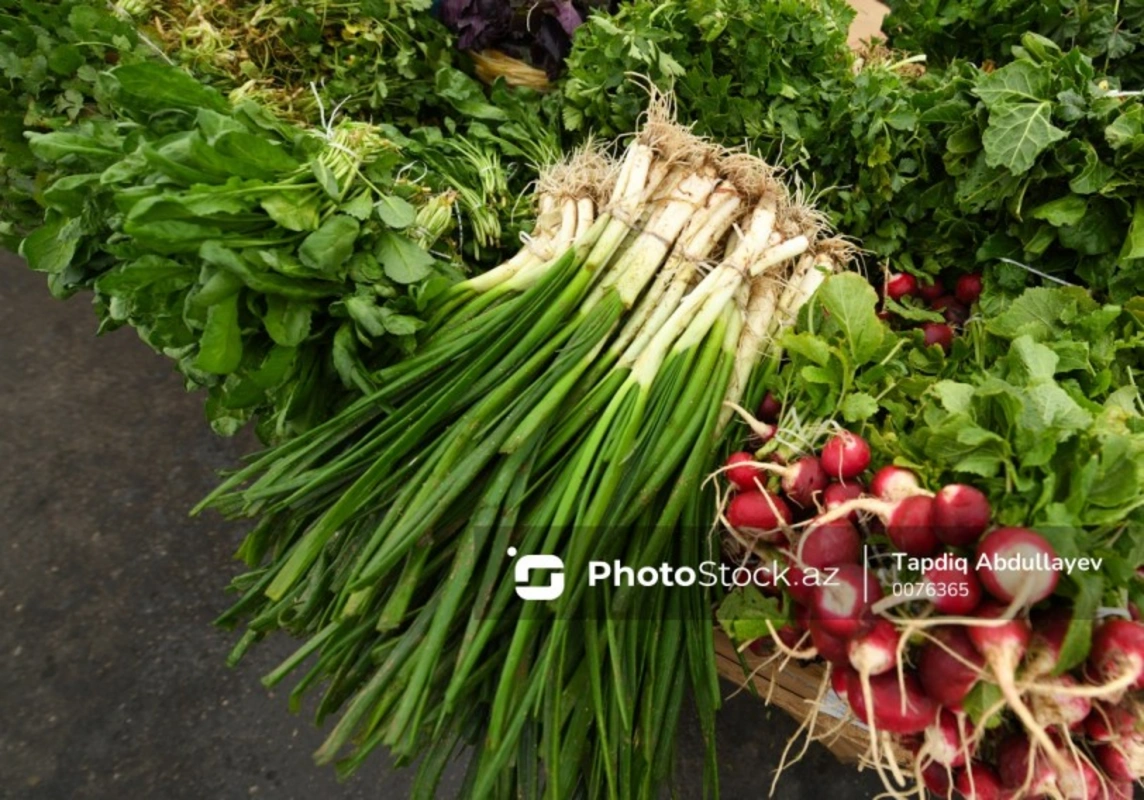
[1025,609,1071,678]
[775,624,803,650]
[813,493,940,556]
[975,527,1060,605]
[808,619,851,665]
[1095,740,1144,782]
[1088,619,1144,694]
[823,481,864,522]
[746,559,784,597]
[926,709,971,767]
[954,762,1005,800]
[726,490,792,542]
[1056,752,1101,800]
[848,619,899,676]
[922,762,953,795]
[724,451,763,490]
[869,465,924,502]
[932,484,992,546]
[918,626,984,711]
[779,456,829,507]
[1084,702,1137,743]
[970,604,1072,776]
[845,669,939,735]
[967,602,1030,663]
[796,518,861,569]
[955,273,983,305]
[786,565,817,605]
[811,564,882,639]
[886,272,918,300]
[819,431,871,480]
[757,391,782,423]
[923,321,954,352]
[1108,781,1135,800]
[831,663,855,701]
[933,295,970,326]
[924,563,982,616]
[1029,674,1092,730]
[919,279,946,302]
[998,735,1057,794]
[885,495,940,556]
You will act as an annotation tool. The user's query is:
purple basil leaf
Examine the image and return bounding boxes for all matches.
[548,0,584,37]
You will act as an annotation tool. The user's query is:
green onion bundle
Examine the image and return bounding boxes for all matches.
[198,99,848,798]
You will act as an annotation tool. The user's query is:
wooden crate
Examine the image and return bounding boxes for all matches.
[713,631,869,764]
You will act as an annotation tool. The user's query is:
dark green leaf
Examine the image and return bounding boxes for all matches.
[376,231,435,284]
[195,293,243,374]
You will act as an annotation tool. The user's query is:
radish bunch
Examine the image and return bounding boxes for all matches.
[882,271,982,353]
[719,420,1144,799]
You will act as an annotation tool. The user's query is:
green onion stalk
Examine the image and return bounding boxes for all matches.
[196,103,846,799]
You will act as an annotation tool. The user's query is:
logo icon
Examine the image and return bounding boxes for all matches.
[509,547,565,601]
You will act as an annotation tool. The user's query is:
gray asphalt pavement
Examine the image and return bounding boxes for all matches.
[0,252,882,799]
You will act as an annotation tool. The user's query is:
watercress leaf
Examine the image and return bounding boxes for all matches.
[981,102,1068,174]
[376,231,435,284]
[262,296,312,347]
[195,293,243,374]
[376,195,418,229]
[298,215,360,276]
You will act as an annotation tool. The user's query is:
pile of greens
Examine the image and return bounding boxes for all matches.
[19,56,469,440]
[561,3,1144,299]
[0,0,148,248]
[884,0,1144,83]
[141,0,563,265]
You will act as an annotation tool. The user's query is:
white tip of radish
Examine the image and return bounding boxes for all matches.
[975,527,1060,606]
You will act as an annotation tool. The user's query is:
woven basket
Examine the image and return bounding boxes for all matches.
[713,631,868,764]
[468,49,550,90]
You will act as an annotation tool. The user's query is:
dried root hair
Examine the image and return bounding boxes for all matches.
[636,81,723,170]
[718,151,782,206]
[536,140,616,205]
